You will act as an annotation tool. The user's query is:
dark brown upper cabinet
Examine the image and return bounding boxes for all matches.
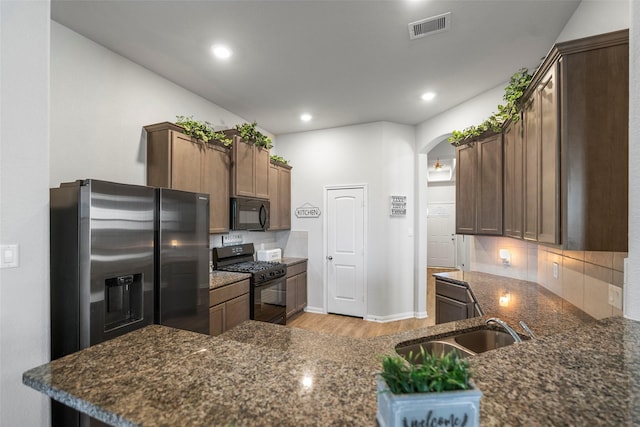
[226,131,270,200]
[522,29,629,251]
[145,122,231,234]
[503,118,524,239]
[456,133,503,236]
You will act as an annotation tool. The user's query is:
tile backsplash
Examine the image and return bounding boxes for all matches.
[469,236,625,320]
[537,246,625,319]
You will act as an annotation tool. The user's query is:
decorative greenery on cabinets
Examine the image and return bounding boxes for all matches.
[235,122,273,149]
[175,115,233,147]
[270,155,289,165]
[448,68,533,146]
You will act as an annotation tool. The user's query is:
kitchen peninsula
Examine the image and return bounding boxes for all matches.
[24,272,640,426]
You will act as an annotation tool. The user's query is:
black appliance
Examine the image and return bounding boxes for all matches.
[230,197,269,231]
[213,243,287,324]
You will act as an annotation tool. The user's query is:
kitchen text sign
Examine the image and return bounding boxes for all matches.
[295,203,321,218]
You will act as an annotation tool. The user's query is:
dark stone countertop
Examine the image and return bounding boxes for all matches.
[209,270,251,290]
[23,271,640,426]
[281,256,307,266]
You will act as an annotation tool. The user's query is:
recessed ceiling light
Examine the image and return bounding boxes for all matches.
[211,45,232,59]
[421,92,436,101]
[300,113,312,122]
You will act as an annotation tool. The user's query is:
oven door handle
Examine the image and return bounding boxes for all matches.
[259,204,268,230]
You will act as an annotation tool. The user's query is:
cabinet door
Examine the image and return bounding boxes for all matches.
[503,120,523,239]
[171,131,202,194]
[537,66,560,245]
[523,96,539,241]
[477,134,503,235]
[233,138,256,197]
[254,147,270,199]
[286,276,297,318]
[268,164,280,229]
[295,272,307,312]
[203,145,230,233]
[278,167,291,230]
[209,303,225,336]
[455,143,477,234]
[225,293,250,331]
[435,295,472,325]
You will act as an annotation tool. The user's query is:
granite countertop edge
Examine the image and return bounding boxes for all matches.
[22,270,640,426]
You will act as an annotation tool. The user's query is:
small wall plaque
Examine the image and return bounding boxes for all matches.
[390,195,407,217]
[295,202,321,218]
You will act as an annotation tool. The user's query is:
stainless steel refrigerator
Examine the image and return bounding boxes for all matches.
[50,180,209,426]
[154,188,210,335]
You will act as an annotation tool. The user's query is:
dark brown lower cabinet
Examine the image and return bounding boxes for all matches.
[435,279,480,324]
[286,261,308,320]
[209,279,250,336]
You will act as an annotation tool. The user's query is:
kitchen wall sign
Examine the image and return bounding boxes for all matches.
[295,203,321,218]
[390,195,407,216]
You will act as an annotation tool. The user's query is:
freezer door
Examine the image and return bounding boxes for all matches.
[156,189,210,334]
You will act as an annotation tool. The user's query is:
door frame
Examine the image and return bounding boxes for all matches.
[323,184,368,317]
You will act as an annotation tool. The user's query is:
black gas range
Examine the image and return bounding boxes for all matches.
[213,243,287,324]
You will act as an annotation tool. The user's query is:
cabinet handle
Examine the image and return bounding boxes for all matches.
[327,256,333,260]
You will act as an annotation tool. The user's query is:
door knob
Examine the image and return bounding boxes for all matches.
[327,256,333,260]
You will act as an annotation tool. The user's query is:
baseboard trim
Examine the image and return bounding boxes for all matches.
[364,312,415,323]
[304,306,326,314]
[414,311,428,319]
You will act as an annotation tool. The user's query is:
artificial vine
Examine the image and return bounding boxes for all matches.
[270,155,289,165]
[235,121,273,149]
[175,115,233,147]
[448,68,533,146]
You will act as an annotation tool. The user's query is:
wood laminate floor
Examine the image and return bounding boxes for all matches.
[286,267,457,338]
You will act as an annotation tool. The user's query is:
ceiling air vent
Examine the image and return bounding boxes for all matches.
[408,12,451,40]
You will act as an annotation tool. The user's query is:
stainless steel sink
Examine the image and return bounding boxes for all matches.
[395,326,524,360]
[453,329,516,353]
[396,340,473,362]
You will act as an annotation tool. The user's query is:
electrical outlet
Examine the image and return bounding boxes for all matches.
[552,262,559,279]
[608,284,622,310]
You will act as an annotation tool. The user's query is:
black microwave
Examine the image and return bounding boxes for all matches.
[230,197,270,231]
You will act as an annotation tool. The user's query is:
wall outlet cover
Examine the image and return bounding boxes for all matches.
[0,244,19,268]
[608,284,623,310]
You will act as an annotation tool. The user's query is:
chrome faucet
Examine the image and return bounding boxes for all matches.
[519,320,537,339]
[485,317,523,343]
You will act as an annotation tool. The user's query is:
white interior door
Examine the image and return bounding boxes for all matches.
[427,203,456,267]
[326,187,365,317]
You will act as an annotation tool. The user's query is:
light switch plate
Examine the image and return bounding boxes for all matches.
[608,284,622,310]
[0,244,19,268]
[552,262,559,279]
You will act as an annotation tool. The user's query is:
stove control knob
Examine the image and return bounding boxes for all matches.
[259,274,266,281]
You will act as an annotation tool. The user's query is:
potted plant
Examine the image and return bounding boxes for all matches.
[175,115,233,147]
[377,348,481,427]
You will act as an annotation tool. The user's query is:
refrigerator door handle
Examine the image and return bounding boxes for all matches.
[259,204,267,230]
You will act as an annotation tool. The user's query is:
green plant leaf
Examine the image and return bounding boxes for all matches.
[449,68,533,146]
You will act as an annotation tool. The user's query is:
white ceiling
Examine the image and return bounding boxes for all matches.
[51,0,581,136]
